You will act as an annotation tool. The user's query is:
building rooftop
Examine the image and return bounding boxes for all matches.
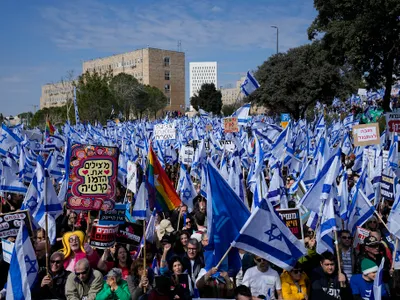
[83,47,185,63]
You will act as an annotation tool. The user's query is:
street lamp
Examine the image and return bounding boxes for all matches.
[271,25,279,54]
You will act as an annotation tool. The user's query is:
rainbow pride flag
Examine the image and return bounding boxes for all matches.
[147,147,181,211]
[45,118,55,138]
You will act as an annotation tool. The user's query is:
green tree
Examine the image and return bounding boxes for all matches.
[0,113,3,124]
[31,106,71,128]
[308,0,400,111]
[249,42,358,119]
[74,70,116,124]
[190,83,223,115]
[144,85,168,118]
[110,73,142,120]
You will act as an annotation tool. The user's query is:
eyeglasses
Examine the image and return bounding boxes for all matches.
[69,237,79,242]
[341,236,351,240]
[255,258,266,263]
[307,230,314,234]
[367,244,379,248]
[75,269,89,276]
[291,269,302,274]
[186,221,191,224]
[188,247,197,252]
[50,260,63,265]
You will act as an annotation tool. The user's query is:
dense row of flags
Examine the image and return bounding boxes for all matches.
[1,76,399,299]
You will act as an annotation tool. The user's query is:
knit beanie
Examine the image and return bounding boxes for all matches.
[361,258,378,275]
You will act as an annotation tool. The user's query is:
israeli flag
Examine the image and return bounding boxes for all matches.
[240,71,260,96]
[347,188,375,235]
[145,209,157,243]
[388,184,400,240]
[0,124,22,156]
[373,258,385,300]
[132,181,150,220]
[232,103,251,125]
[316,197,337,254]
[6,223,38,300]
[233,199,307,270]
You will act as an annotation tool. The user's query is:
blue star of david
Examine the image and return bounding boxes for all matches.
[265,224,283,242]
[0,134,7,143]
[354,206,362,217]
[26,196,38,210]
[396,251,400,262]
[345,142,351,148]
[179,177,184,187]
[37,177,44,193]
[182,188,192,202]
[25,255,37,275]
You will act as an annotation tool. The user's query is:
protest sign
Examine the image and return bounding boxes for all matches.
[154,124,176,140]
[352,123,380,146]
[0,210,32,239]
[353,226,370,248]
[220,140,235,152]
[89,224,118,249]
[179,145,195,165]
[280,113,290,129]
[67,144,119,211]
[223,117,239,133]
[126,161,137,194]
[116,222,143,246]
[362,148,377,178]
[381,173,394,201]
[98,204,126,225]
[1,239,14,263]
[386,113,400,133]
[277,208,303,240]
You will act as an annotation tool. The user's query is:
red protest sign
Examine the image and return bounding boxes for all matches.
[67,144,119,211]
[89,224,118,249]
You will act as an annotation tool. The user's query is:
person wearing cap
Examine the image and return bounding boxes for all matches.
[280,261,309,300]
[96,268,131,300]
[156,219,175,242]
[350,258,389,300]
[355,236,390,280]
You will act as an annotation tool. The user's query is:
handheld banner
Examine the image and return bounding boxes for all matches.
[386,113,400,133]
[223,117,239,133]
[98,204,126,225]
[352,123,380,146]
[154,124,176,140]
[0,210,33,238]
[179,145,195,165]
[276,208,303,240]
[89,224,118,249]
[381,173,394,201]
[67,144,119,211]
[116,222,143,246]
[353,226,370,248]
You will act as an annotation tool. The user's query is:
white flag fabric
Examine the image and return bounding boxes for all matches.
[240,71,260,96]
[233,199,306,270]
[373,258,385,300]
[6,223,38,300]
[127,161,137,194]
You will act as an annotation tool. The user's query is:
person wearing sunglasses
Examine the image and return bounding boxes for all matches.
[280,262,309,300]
[32,252,71,300]
[65,258,103,300]
[242,256,283,300]
[337,230,356,281]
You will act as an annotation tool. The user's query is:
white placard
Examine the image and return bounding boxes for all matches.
[220,140,235,152]
[154,124,176,140]
[2,239,14,264]
[179,146,195,165]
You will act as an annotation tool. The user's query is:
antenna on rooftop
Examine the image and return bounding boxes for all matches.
[177,40,182,52]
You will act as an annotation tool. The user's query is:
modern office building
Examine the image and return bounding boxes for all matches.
[40,81,74,109]
[82,47,185,112]
[189,62,218,110]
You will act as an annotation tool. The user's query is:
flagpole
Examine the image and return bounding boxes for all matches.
[44,169,50,275]
[215,244,233,269]
[334,230,345,287]
[177,208,182,231]
[373,210,390,232]
[143,219,147,293]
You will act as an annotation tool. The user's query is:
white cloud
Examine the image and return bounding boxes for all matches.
[39,0,316,55]
[211,5,223,12]
[0,75,23,83]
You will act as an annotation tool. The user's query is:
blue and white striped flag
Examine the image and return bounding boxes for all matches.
[316,197,337,254]
[132,181,149,220]
[232,103,251,125]
[6,223,38,300]
[233,199,306,270]
[373,258,385,300]
[73,86,80,124]
[240,71,260,96]
[347,188,375,235]
[0,124,22,156]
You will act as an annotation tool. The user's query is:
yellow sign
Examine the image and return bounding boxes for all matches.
[223,117,239,133]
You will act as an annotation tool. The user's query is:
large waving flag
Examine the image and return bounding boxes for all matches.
[206,161,251,274]
[0,124,22,156]
[347,188,375,235]
[147,147,181,211]
[6,223,38,300]
[316,197,337,254]
[232,103,251,125]
[0,159,27,195]
[240,71,260,96]
[232,199,307,270]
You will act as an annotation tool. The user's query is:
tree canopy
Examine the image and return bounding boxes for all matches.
[190,83,223,115]
[308,0,400,111]
[249,41,358,119]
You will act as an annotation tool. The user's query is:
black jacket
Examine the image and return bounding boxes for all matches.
[310,267,352,300]
[32,269,71,300]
